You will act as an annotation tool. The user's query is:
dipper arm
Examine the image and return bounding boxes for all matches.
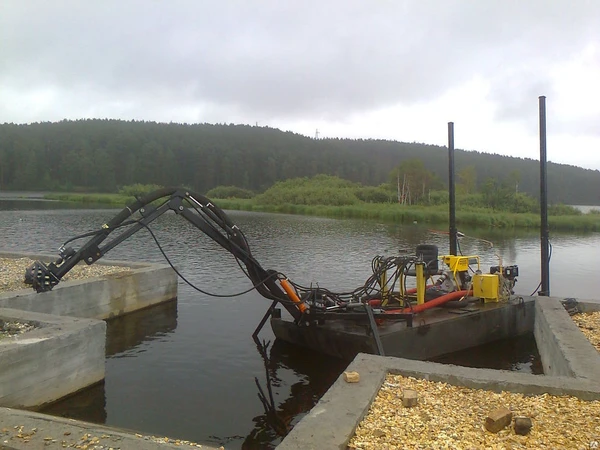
[24,187,304,321]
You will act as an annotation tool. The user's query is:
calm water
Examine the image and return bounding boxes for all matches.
[1,198,599,448]
[573,205,600,214]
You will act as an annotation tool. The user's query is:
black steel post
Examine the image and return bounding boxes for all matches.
[448,122,457,256]
[364,304,385,356]
[539,96,550,296]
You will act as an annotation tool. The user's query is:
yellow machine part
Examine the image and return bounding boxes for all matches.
[442,255,480,272]
[472,273,500,302]
[442,255,481,290]
[416,263,425,305]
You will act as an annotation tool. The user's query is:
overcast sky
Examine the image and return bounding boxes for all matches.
[1,1,599,169]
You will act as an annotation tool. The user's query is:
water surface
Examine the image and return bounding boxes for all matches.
[1,199,598,448]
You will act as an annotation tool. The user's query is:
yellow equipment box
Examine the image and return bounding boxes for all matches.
[472,273,500,302]
[442,255,480,272]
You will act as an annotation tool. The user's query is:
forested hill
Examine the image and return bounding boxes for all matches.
[0,119,599,205]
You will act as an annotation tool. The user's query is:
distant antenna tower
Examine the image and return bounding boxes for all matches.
[315,129,320,139]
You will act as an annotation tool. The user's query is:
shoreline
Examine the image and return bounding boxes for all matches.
[34,193,600,232]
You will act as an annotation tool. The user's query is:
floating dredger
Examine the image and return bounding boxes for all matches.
[24,185,522,361]
[26,99,560,361]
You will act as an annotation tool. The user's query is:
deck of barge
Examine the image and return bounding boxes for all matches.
[271,296,535,360]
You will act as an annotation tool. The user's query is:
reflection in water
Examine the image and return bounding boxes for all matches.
[41,301,178,420]
[430,334,544,374]
[106,300,178,356]
[242,339,347,449]
[40,382,108,424]
[41,316,347,450]
[251,339,290,440]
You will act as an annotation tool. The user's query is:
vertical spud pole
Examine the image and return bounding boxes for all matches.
[448,122,457,256]
[539,96,550,296]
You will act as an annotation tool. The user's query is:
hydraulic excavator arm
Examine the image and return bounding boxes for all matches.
[25,187,433,339]
[24,187,305,322]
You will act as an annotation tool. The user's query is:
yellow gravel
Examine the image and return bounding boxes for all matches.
[572,311,600,352]
[0,257,131,293]
[349,374,600,450]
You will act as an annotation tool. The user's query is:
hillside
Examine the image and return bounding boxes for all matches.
[0,119,598,205]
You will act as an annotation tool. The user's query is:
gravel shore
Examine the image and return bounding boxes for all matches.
[0,320,35,340]
[349,374,600,449]
[350,311,600,449]
[0,408,224,449]
[572,311,600,352]
[0,257,131,294]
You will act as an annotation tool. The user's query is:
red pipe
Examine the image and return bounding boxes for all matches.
[385,290,472,314]
[368,285,433,307]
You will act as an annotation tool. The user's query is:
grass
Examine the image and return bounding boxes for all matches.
[43,193,600,232]
[214,199,600,232]
[45,192,134,205]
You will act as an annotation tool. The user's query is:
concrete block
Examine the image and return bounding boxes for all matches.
[279,296,600,449]
[344,371,360,383]
[0,252,177,320]
[0,308,105,408]
[0,406,222,449]
[402,389,418,407]
[485,407,512,433]
[279,352,600,449]
[578,298,600,313]
[535,297,600,380]
[514,416,533,435]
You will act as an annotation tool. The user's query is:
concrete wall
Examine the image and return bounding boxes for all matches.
[0,308,105,408]
[279,353,600,450]
[280,296,600,449]
[0,406,222,449]
[0,251,177,320]
[0,251,177,408]
[578,297,600,313]
[534,296,600,380]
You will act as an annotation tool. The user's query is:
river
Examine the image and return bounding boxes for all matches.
[1,198,599,448]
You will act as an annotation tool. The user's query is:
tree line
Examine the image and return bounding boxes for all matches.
[0,119,599,205]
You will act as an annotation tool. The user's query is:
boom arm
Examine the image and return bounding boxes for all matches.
[25,187,304,321]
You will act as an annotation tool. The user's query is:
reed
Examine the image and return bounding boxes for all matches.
[45,193,133,205]
[216,200,600,232]
[44,192,600,232]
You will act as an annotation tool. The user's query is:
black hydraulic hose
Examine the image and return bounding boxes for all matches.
[105,187,181,230]
[180,190,302,318]
[137,219,290,299]
[27,187,301,320]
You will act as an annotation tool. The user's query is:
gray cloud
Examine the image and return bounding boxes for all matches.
[1,0,599,124]
[487,68,556,125]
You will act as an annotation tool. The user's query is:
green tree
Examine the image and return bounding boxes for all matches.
[389,159,435,205]
[1,119,599,206]
[458,165,477,195]
[508,169,521,194]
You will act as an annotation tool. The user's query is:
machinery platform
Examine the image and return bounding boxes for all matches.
[271,296,535,360]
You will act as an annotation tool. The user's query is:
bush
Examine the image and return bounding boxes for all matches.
[511,193,538,214]
[424,190,449,206]
[255,175,361,206]
[456,194,485,209]
[548,203,582,216]
[206,185,255,199]
[355,186,394,203]
[118,184,164,197]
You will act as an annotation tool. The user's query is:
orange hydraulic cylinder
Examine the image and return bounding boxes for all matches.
[280,279,307,313]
